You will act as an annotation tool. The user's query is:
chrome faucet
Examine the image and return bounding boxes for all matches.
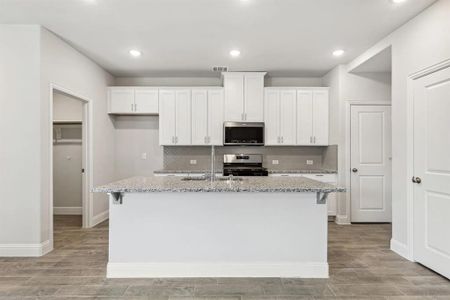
[210,145,216,182]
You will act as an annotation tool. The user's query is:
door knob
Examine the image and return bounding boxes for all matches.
[352,168,358,173]
[412,176,422,184]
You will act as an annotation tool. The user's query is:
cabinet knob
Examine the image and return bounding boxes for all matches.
[412,176,422,184]
[352,168,358,173]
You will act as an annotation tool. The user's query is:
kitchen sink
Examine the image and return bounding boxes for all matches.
[181,176,243,182]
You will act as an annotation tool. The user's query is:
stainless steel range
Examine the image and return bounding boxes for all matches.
[223,154,268,176]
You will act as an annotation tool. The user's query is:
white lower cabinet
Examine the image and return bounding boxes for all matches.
[191,89,224,145]
[159,89,191,146]
[270,173,337,216]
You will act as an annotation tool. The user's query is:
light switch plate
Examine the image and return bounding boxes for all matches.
[272,160,279,165]
[306,160,314,165]
[190,160,197,165]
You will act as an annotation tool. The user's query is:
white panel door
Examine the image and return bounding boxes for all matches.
[175,89,191,145]
[208,89,224,145]
[413,66,450,279]
[158,90,176,145]
[351,105,392,222]
[313,90,329,145]
[191,89,208,145]
[109,88,134,113]
[297,90,314,145]
[264,89,280,145]
[244,74,264,122]
[224,74,244,121]
[134,88,159,114]
[279,89,297,145]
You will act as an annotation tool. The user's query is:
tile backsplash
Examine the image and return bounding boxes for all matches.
[163,145,337,171]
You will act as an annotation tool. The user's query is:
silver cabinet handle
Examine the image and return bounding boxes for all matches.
[131,103,134,112]
[134,103,137,111]
[314,136,316,144]
[310,136,313,144]
[281,136,284,144]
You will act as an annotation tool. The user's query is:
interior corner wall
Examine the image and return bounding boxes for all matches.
[40,27,115,242]
[338,0,450,252]
[0,25,42,249]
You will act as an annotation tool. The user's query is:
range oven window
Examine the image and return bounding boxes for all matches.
[224,122,264,145]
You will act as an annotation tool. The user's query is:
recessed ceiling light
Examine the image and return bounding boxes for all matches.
[391,0,407,3]
[332,49,345,57]
[129,49,142,57]
[230,49,241,57]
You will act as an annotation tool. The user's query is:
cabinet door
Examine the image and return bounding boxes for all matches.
[224,74,244,121]
[134,88,159,114]
[208,89,224,145]
[191,89,208,145]
[279,89,297,145]
[159,90,176,145]
[109,88,134,113]
[313,90,329,145]
[175,89,191,145]
[264,89,280,145]
[244,74,264,122]
[297,90,314,145]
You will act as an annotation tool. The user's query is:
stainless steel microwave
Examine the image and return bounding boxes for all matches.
[223,122,264,146]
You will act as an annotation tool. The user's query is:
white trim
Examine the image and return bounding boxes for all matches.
[50,84,94,256]
[390,239,413,261]
[406,59,450,264]
[53,207,82,215]
[107,262,329,278]
[91,210,109,227]
[0,240,52,257]
[344,100,391,223]
[335,215,351,225]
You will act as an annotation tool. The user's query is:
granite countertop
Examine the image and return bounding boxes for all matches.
[153,169,337,174]
[93,176,345,193]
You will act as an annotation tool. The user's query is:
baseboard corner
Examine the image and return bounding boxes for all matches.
[390,239,413,261]
[335,215,351,225]
[91,210,109,227]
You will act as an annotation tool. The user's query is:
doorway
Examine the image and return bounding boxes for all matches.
[350,104,392,223]
[411,63,450,279]
[50,86,91,244]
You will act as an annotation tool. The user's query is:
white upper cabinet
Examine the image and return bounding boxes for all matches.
[191,89,224,146]
[264,89,296,145]
[109,88,134,114]
[297,89,329,146]
[223,72,266,122]
[108,87,159,114]
[207,89,225,145]
[244,74,265,122]
[134,88,159,114]
[312,90,329,146]
[159,89,192,146]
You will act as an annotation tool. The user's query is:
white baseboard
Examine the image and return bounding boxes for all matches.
[390,239,413,261]
[107,262,329,278]
[0,240,52,257]
[91,210,109,227]
[53,206,82,215]
[335,215,351,225]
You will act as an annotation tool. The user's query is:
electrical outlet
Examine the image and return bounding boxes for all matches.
[306,160,314,165]
[272,160,279,165]
[190,160,197,165]
[141,153,147,160]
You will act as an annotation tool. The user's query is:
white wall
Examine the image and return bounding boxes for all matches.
[336,0,450,257]
[115,76,324,87]
[113,116,163,180]
[40,27,115,242]
[0,25,42,250]
[53,92,83,121]
[53,93,83,213]
[322,65,392,223]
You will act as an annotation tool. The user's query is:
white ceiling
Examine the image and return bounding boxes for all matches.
[0,0,436,77]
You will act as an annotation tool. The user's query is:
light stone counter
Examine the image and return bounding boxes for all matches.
[93,175,344,194]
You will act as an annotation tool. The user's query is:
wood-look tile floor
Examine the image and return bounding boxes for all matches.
[0,216,449,299]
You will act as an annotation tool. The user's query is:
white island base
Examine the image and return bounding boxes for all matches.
[107,192,328,278]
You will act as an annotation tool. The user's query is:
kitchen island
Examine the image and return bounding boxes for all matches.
[94,176,344,278]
